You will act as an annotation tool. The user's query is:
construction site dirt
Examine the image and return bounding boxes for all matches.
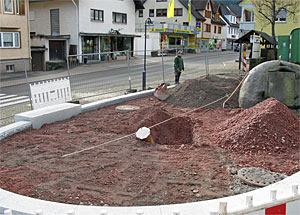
[1,74,299,207]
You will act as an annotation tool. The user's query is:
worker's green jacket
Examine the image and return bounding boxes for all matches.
[174,56,184,71]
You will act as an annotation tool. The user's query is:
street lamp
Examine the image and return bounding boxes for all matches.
[143,17,153,90]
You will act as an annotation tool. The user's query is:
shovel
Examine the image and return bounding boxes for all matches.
[153,83,170,101]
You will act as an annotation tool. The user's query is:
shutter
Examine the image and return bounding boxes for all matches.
[50,9,60,35]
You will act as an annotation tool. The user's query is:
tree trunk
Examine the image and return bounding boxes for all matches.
[272,0,277,60]
[271,22,277,60]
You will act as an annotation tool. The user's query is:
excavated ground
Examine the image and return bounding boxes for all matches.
[0,74,299,207]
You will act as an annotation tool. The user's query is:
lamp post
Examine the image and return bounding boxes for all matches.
[143,17,153,90]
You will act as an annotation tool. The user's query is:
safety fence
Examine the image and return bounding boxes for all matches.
[0,50,239,127]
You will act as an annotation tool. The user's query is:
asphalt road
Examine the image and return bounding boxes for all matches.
[0,51,239,99]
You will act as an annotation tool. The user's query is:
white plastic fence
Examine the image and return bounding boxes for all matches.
[29,77,72,109]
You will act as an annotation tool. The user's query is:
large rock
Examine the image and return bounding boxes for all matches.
[239,60,300,108]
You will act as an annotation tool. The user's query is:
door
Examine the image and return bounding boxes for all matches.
[277,36,290,61]
[49,40,65,61]
[31,51,44,71]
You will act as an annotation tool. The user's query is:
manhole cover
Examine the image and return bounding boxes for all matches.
[115,105,140,113]
[237,167,287,187]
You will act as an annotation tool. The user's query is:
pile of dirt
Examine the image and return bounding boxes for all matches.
[213,98,300,155]
[166,74,241,108]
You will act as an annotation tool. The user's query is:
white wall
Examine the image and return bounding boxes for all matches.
[78,0,135,35]
[29,1,77,45]
[134,32,160,55]
[136,0,197,28]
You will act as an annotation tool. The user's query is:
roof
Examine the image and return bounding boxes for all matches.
[211,17,226,25]
[188,0,209,11]
[235,30,274,45]
[228,5,242,18]
[178,0,206,21]
[213,0,242,6]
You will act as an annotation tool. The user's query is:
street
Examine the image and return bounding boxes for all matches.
[0,51,239,98]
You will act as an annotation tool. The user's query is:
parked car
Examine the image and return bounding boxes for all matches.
[234,44,240,52]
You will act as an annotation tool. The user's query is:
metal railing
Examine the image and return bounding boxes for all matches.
[0,49,239,127]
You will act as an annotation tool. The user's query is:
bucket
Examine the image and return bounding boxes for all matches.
[136,127,154,144]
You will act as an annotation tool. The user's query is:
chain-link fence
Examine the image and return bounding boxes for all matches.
[0,50,240,127]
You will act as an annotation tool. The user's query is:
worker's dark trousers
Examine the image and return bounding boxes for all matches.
[175,70,181,84]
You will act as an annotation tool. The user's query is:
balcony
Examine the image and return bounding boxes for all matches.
[135,23,196,34]
[239,22,255,33]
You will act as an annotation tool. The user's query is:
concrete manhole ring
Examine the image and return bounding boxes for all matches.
[237,167,287,187]
[115,105,140,113]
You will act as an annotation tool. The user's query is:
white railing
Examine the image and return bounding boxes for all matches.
[29,77,72,110]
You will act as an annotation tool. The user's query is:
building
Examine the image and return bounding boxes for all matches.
[29,0,143,69]
[135,0,205,54]
[238,0,255,35]
[219,3,240,50]
[0,0,31,72]
[185,0,225,50]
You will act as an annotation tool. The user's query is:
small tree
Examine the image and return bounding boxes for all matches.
[252,0,299,59]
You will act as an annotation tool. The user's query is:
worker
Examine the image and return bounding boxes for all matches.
[174,50,184,84]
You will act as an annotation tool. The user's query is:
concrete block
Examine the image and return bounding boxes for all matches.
[14,103,81,129]
[0,121,32,141]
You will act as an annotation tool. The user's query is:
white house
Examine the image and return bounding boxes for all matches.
[219,3,240,50]
[29,0,143,67]
[134,0,206,55]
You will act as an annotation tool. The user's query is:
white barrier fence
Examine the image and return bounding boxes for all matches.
[29,77,72,110]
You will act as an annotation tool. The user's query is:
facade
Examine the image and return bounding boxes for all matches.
[190,0,225,50]
[254,4,300,37]
[219,3,240,50]
[29,0,143,68]
[135,0,205,54]
[0,0,31,72]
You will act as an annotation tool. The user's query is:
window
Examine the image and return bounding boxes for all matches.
[214,26,216,33]
[183,22,189,26]
[6,65,15,72]
[16,0,25,15]
[138,9,143,17]
[29,11,35,20]
[112,12,127,24]
[218,26,221,34]
[3,0,13,14]
[149,9,154,17]
[156,9,167,17]
[50,9,60,35]
[205,24,211,32]
[174,8,183,16]
[205,10,211,18]
[91,9,104,22]
[0,32,20,48]
[275,9,287,22]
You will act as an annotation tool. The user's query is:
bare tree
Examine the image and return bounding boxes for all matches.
[252,0,299,59]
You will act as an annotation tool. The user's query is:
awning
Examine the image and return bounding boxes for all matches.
[235,30,274,45]
[79,32,141,37]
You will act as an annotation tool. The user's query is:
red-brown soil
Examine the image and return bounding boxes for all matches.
[0,74,299,207]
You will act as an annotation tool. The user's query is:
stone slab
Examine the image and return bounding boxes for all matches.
[0,121,32,141]
[237,167,287,187]
[115,105,140,113]
[14,103,81,129]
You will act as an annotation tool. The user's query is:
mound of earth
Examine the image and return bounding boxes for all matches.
[213,98,300,155]
[166,74,241,108]
[1,75,299,207]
